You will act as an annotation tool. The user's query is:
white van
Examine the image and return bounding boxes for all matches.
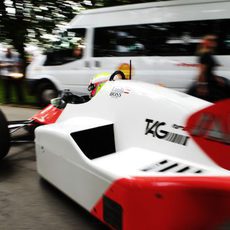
[26,0,230,105]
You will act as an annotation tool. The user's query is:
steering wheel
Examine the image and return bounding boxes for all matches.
[109,70,126,81]
[69,94,86,104]
[61,90,86,104]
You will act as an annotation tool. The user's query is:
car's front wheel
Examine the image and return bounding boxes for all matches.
[0,110,10,160]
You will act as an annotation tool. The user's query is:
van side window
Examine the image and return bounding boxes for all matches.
[44,29,86,66]
[150,20,219,56]
[94,26,146,57]
[93,20,228,57]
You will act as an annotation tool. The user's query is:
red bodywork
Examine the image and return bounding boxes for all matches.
[31,105,63,125]
[92,176,230,230]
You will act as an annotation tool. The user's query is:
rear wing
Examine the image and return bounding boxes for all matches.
[186,99,230,170]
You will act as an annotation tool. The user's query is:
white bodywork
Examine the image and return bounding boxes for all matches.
[35,80,229,211]
[27,0,230,95]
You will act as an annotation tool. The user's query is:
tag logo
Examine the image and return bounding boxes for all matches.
[145,119,167,139]
[145,119,189,146]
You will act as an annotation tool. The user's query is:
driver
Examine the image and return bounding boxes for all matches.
[88,71,124,97]
[88,72,111,97]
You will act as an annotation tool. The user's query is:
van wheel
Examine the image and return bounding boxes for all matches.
[0,110,10,160]
[37,82,58,107]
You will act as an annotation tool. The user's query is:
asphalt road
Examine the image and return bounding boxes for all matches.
[0,106,108,230]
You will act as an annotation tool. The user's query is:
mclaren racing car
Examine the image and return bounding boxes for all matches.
[35,76,230,230]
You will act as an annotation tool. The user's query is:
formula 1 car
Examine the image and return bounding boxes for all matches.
[35,76,230,230]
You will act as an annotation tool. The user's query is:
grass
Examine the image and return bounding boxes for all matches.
[0,78,38,107]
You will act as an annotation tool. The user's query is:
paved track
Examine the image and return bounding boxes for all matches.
[0,106,108,230]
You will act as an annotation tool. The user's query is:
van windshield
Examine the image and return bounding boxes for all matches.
[44,28,86,66]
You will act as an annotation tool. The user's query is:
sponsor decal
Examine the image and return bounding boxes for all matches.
[145,119,189,146]
[109,87,130,98]
[110,87,124,98]
[172,124,185,131]
[124,89,131,94]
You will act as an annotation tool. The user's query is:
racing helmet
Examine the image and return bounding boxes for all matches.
[88,72,111,97]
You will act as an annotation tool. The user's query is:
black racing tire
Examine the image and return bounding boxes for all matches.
[0,110,10,160]
[37,82,58,107]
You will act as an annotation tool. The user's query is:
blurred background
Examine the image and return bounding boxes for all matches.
[0,0,165,106]
[1,0,229,106]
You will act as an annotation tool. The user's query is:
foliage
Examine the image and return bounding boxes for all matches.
[0,0,84,56]
[0,79,36,105]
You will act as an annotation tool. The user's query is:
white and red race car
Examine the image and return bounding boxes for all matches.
[35,77,230,230]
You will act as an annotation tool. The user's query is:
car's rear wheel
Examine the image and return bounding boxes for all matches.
[37,82,58,107]
[0,110,10,160]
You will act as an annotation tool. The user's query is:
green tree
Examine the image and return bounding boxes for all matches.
[0,0,84,65]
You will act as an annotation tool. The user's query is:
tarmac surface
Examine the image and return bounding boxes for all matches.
[0,106,108,230]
